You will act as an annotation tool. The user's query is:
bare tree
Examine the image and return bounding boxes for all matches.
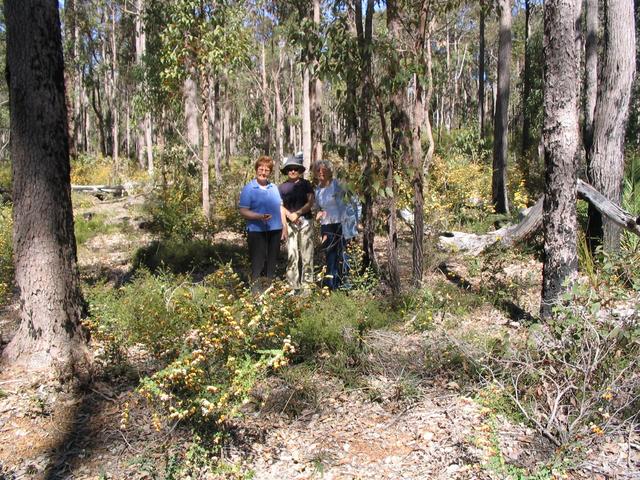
[2,0,90,379]
[541,0,582,318]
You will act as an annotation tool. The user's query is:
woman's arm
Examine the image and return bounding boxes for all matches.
[280,206,288,241]
[239,207,271,221]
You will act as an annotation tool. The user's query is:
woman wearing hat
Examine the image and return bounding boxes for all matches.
[279,153,315,291]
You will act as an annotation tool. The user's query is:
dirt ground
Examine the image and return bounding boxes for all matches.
[0,195,638,479]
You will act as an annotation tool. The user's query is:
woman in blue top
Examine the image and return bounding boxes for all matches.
[314,160,347,290]
[239,156,288,285]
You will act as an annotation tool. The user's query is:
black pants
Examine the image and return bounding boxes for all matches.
[320,223,343,290]
[247,229,282,281]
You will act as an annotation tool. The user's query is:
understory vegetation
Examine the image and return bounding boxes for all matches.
[1,139,638,479]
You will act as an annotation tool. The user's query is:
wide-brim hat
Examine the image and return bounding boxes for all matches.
[281,154,306,173]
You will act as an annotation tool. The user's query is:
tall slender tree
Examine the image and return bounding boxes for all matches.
[492,0,511,215]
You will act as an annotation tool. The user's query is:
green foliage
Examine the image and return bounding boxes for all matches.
[134,239,245,275]
[0,205,12,304]
[87,269,215,358]
[292,291,389,357]
[103,267,305,430]
[74,213,118,245]
[621,151,640,253]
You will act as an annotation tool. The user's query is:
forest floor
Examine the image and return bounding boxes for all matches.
[0,193,638,480]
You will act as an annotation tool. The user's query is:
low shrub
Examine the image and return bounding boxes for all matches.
[292,291,389,357]
[74,213,118,245]
[133,239,246,275]
[471,282,640,449]
[134,272,304,429]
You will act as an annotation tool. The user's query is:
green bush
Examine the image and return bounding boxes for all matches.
[74,213,118,245]
[292,291,389,357]
[0,205,12,304]
[133,239,246,275]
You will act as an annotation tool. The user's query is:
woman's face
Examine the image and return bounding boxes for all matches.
[317,166,331,183]
[286,167,302,180]
[256,164,272,184]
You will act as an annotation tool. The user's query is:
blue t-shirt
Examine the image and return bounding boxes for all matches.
[239,179,283,232]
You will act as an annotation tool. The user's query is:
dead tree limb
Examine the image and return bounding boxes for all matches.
[439,180,639,254]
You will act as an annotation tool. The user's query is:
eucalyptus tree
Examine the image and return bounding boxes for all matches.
[492,0,511,216]
[541,0,581,318]
[3,0,90,379]
[148,0,249,219]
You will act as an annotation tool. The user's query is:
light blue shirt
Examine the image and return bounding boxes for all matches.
[239,179,283,232]
[315,179,346,225]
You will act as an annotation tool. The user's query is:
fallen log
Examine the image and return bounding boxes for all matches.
[439,180,640,254]
[71,184,126,198]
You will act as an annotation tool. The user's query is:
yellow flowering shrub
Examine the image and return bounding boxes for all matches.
[88,265,309,430]
[0,205,12,305]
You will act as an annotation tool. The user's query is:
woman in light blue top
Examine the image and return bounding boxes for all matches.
[239,156,288,284]
[314,160,347,290]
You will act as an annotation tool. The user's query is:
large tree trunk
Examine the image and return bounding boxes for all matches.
[260,43,271,155]
[492,0,511,215]
[586,0,636,252]
[274,45,285,179]
[3,0,90,379]
[135,0,153,173]
[541,0,582,319]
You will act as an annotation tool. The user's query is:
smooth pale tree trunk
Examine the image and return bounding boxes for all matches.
[302,66,312,171]
[110,3,119,172]
[3,0,90,379]
[288,58,298,154]
[541,0,582,319]
[275,45,285,178]
[492,0,511,216]
[184,68,200,161]
[311,0,323,163]
[260,43,271,155]
[478,4,485,133]
[223,83,231,166]
[586,0,636,252]
[201,77,211,220]
[521,0,534,155]
[135,0,153,173]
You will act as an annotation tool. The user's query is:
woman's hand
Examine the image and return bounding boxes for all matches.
[281,227,288,242]
[261,213,272,222]
[316,210,325,221]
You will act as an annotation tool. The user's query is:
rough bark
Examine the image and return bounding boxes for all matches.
[492,0,511,215]
[586,0,636,252]
[3,0,90,379]
[541,0,582,319]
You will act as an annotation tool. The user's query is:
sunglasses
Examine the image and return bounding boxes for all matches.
[285,168,303,173]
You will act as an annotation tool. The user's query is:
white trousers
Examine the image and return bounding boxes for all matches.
[286,220,314,289]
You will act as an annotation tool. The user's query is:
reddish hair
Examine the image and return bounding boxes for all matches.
[254,155,274,173]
